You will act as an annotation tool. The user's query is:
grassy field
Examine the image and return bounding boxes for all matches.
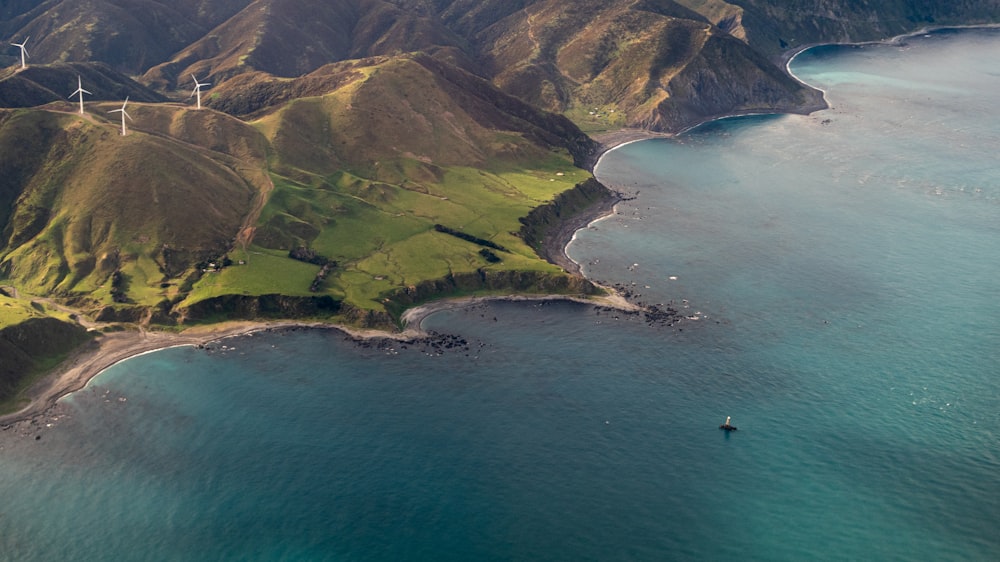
[184,154,588,313]
[564,104,630,134]
[180,249,323,305]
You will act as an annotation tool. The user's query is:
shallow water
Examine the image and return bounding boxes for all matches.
[2,28,999,561]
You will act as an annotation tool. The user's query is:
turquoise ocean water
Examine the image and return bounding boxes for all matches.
[2,28,998,560]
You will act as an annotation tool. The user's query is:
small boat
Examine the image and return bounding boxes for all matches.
[719,416,738,431]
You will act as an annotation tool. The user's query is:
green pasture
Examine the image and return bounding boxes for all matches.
[221,153,588,312]
[181,249,323,306]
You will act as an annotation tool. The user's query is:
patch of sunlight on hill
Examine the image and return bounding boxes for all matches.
[0,293,78,329]
[335,230,562,309]
[181,250,322,306]
[0,294,39,327]
[124,254,175,304]
[564,104,629,133]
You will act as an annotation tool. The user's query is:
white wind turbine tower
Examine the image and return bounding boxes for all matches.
[10,36,28,69]
[190,74,210,110]
[108,97,133,136]
[69,75,91,114]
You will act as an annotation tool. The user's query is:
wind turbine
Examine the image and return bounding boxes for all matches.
[190,74,210,110]
[108,97,133,136]
[10,36,28,69]
[69,75,91,115]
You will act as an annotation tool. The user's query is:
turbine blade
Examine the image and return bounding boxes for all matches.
[81,88,92,95]
[123,110,133,121]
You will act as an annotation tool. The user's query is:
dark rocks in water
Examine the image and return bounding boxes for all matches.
[344,329,478,357]
[597,283,682,327]
[643,305,680,327]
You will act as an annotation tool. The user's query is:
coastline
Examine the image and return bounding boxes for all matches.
[1,293,640,428]
[0,317,443,427]
[782,23,1000,102]
[0,128,749,428]
[0,322,298,426]
[9,24,996,428]
[782,22,1000,67]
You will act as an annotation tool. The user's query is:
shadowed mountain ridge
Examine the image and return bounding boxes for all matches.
[8,0,997,131]
[0,61,165,108]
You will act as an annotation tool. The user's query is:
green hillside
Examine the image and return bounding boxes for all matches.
[0,53,604,330]
[0,106,258,308]
[0,290,90,413]
[183,55,602,323]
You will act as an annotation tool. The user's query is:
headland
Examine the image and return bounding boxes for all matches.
[0,29,903,427]
[0,176,643,427]
[0,108,792,427]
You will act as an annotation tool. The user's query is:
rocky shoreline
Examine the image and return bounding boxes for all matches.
[0,289,646,429]
[0,121,741,428]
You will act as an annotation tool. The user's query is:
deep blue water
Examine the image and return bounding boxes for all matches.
[2,28,999,561]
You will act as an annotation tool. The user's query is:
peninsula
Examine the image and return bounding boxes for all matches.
[3,0,999,416]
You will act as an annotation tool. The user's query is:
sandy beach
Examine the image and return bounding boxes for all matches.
[0,322,273,426]
[1,293,639,428]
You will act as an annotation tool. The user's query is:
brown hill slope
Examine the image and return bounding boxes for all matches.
[140,0,470,90]
[132,0,823,131]
[210,53,595,167]
[449,0,822,132]
[0,62,165,108]
[1,0,254,74]
[0,106,260,299]
[138,0,827,132]
[8,0,1000,132]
